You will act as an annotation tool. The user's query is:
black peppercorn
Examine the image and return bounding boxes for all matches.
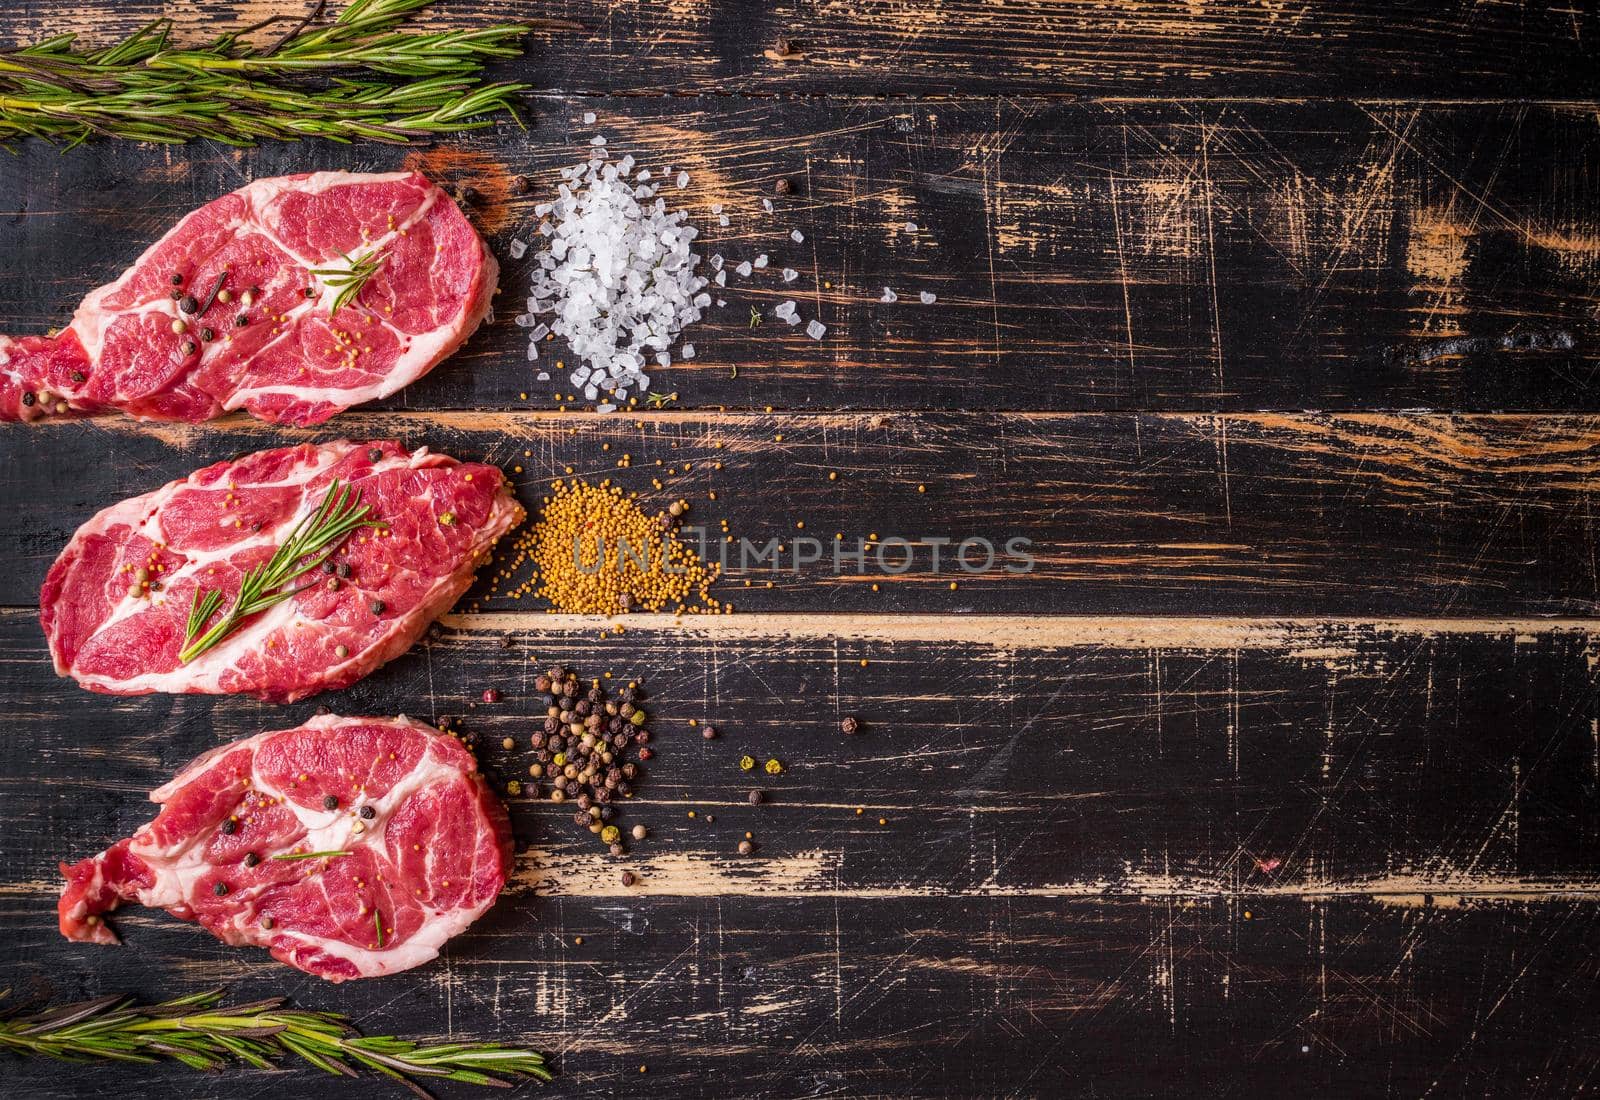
[368,447,383,462]
[359,805,376,820]
[220,818,237,835]
[322,794,338,810]
[178,295,198,313]
[509,175,530,195]
[20,392,34,407]
[243,852,260,868]
[213,881,229,896]
[775,176,794,194]
[748,790,763,805]
[235,314,248,327]
[70,370,85,383]
[200,327,215,341]
[170,273,183,285]
[370,599,385,614]
[335,562,351,579]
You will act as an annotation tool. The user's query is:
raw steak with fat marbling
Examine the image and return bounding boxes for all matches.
[58,715,513,981]
[41,439,523,702]
[0,171,495,425]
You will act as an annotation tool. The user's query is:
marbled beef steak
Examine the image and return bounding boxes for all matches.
[59,715,514,981]
[0,171,495,425]
[40,439,523,702]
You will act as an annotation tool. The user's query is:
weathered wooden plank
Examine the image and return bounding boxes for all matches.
[5,411,1600,616]
[2,891,1597,1098]
[6,0,1597,99]
[4,611,1597,901]
[1,100,1597,412]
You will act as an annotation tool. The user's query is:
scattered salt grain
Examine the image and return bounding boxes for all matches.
[718,214,729,227]
[762,198,774,213]
[806,319,827,340]
[508,238,528,259]
[583,111,596,124]
[782,268,798,283]
[905,221,918,232]
[753,254,768,269]
[790,229,804,243]
[676,171,689,189]
[536,371,550,380]
[681,343,696,359]
[735,260,753,277]
[715,270,727,286]
[711,204,723,214]
[591,135,607,146]
[920,291,937,304]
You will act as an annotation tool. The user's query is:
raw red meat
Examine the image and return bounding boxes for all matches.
[0,171,495,426]
[41,439,523,702]
[58,715,513,981]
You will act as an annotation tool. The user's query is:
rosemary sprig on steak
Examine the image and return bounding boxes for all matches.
[309,247,389,314]
[0,987,552,1095]
[181,480,383,663]
[0,0,579,147]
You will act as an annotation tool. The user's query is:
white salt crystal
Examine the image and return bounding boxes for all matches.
[718,214,729,227]
[681,343,696,359]
[790,229,804,243]
[536,371,550,380]
[676,171,689,189]
[596,402,617,413]
[735,260,753,277]
[762,198,774,213]
[583,111,596,124]
[920,291,937,304]
[806,319,826,340]
[753,254,768,269]
[905,221,918,232]
[880,287,898,303]
[716,299,726,307]
[591,135,607,146]
[715,270,726,286]
[711,203,723,214]
[508,238,528,259]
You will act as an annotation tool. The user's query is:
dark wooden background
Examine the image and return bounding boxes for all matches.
[3,2,1600,1097]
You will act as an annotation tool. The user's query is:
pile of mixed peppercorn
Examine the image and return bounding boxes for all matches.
[527,665,649,854]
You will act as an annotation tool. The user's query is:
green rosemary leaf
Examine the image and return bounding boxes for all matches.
[308,248,388,314]
[270,850,353,862]
[0,1,568,148]
[178,479,382,664]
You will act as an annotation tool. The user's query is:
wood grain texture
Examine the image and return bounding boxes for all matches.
[5,411,1600,616]
[1,100,1598,411]
[2,613,1599,1096]
[3,0,1597,99]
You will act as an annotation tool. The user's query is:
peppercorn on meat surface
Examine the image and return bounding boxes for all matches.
[3,2,1600,1098]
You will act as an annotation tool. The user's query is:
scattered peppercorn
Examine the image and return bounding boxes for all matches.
[738,840,755,855]
[764,758,783,775]
[322,794,338,810]
[213,882,229,896]
[702,725,718,740]
[748,790,763,805]
[200,327,215,341]
[483,688,501,703]
[334,645,349,659]
[370,599,386,614]
[841,716,860,735]
[739,755,755,771]
[621,871,637,886]
[632,824,648,840]
[775,176,794,194]
[359,805,376,820]
[178,295,198,313]
[219,818,237,835]
[242,852,260,868]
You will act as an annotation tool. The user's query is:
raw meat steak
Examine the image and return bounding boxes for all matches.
[41,439,523,702]
[0,171,495,426]
[58,715,514,981]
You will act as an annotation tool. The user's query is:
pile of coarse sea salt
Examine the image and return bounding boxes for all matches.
[516,141,709,413]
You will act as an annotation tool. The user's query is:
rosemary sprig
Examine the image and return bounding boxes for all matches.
[0,988,552,1096]
[180,480,383,664]
[270,850,353,862]
[309,248,387,313]
[0,0,579,147]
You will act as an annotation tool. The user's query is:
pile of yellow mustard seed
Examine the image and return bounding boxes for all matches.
[511,478,722,615]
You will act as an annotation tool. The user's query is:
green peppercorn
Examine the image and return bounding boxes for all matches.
[629,709,647,727]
